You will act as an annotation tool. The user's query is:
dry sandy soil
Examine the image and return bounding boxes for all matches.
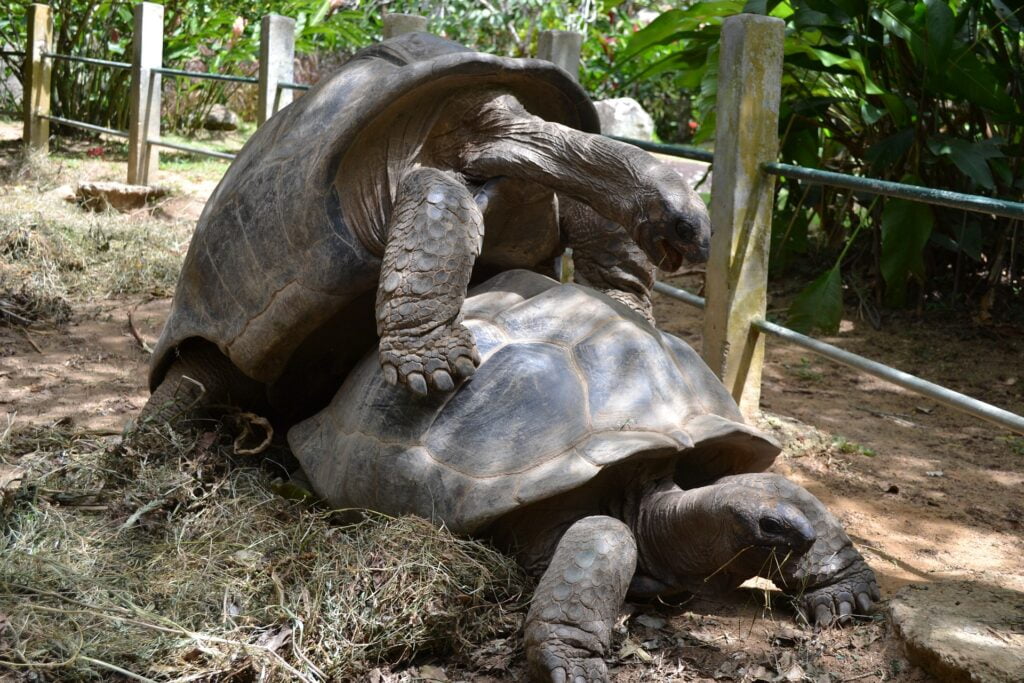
[1,122,1022,682]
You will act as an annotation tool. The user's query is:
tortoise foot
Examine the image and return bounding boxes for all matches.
[794,558,881,628]
[524,517,635,683]
[530,639,609,683]
[379,321,480,395]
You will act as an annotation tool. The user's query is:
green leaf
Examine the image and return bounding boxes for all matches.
[743,0,768,14]
[866,128,914,171]
[787,266,843,334]
[926,136,1003,190]
[881,196,935,306]
[924,0,954,66]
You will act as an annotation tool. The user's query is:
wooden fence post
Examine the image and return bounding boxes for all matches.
[382,13,428,38]
[128,2,163,185]
[258,14,295,127]
[23,3,52,153]
[536,30,583,82]
[701,14,784,420]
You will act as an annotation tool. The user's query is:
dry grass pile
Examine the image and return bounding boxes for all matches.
[0,152,191,323]
[0,421,528,681]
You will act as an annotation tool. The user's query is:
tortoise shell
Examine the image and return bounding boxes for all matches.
[149,33,600,415]
[288,270,780,534]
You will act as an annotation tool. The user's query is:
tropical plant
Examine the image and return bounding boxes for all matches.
[620,0,1024,330]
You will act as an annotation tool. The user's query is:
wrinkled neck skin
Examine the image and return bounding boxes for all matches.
[630,480,764,596]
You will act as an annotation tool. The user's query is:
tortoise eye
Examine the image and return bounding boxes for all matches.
[759,517,787,535]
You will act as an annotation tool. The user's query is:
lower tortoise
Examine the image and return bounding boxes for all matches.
[289,269,880,682]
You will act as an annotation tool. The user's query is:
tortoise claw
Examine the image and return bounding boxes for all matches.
[382,364,398,386]
[406,372,428,396]
[431,369,455,392]
[453,356,477,380]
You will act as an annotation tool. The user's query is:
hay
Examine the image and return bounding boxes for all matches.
[0,421,528,681]
[1,155,191,312]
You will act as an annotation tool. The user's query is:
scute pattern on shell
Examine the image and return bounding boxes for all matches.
[288,270,780,534]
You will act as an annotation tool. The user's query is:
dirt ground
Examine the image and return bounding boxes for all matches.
[1,121,1022,682]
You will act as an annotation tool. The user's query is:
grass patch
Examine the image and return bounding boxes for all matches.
[0,153,191,314]
[0,420,528,681]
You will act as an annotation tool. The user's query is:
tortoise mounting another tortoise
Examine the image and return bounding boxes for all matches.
[289,269,881,683]
[141,32,709,429]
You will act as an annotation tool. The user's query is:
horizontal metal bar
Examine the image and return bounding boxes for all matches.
[652,280,1024,435]
[147,138,236,161]
[42,52,130,69]
[653,280,705,309]
[764,162,1024,221]
[38,114,128,138]
[608,135,714,164]
[278,80,311,91]
[752,317,1024,435]
[1,50,25,58]
[153,66,258,84]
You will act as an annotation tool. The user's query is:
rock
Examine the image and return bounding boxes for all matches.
[889,580,1024,683]
[204,104,239,131]
[2,47,23,108]
[75,181,167,212]
[594,97,656,141]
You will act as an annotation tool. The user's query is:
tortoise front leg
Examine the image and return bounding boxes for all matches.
[559,196,658,325]
[525,516,636,683]
[376,167,483,395]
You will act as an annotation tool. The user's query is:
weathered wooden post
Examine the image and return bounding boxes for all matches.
[23,3,52,153]
[128,2,163,185]
[382,13,428,38]
[537,30,584,281]
[536,30,583,82]
[258,14,295,126]
[702,14,784,419]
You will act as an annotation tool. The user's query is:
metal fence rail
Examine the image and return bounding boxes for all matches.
[43,52,130,70]
[610,136,714,163]
[653,282,1024,436]
[153,66,258,84]
[0,50,25,58]
[765,162,1024,221]
[37,114,127,139]
[148,139,237,161]
[279,80,310,91]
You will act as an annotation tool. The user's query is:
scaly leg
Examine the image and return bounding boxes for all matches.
[559,196,658,324]
[525,516,637,683]
[376,167,483,395]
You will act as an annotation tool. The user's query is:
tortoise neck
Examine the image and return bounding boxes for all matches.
[631,481,734,593]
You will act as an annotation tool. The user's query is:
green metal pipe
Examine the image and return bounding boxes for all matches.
[38,114,128,138]
[278,80,311,91]
[153,67,258,85]
[43,52,130,70]
[764,162,1024,221]
[606,135,714,163]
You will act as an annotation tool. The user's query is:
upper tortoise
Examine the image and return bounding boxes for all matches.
[290,269,881,683]
[144,32,710,423]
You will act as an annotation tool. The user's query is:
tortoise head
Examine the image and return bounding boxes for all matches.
[630,163,711,273]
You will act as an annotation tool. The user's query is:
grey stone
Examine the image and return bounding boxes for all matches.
[594,97,656,141]
[203,104,239,131]
[889,580,1024,683]
[75,181,167,212]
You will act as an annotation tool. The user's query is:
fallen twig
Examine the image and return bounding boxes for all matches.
[127,307,153,354]
[20,327,42,354]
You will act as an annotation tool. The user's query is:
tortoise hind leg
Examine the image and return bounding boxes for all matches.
[135,339,263,431]
[525,516,637,683]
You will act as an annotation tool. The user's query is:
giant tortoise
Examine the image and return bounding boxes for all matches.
[289,269,881,682]
[143,32,709,426]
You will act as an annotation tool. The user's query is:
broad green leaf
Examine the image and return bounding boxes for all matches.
[788,265,843,334]
[926,136,1003,190]
[866,128,914,171]
[924,0,954,66]
[860,101,885,125]
[881,196,935,306]
[743,0,768,14]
